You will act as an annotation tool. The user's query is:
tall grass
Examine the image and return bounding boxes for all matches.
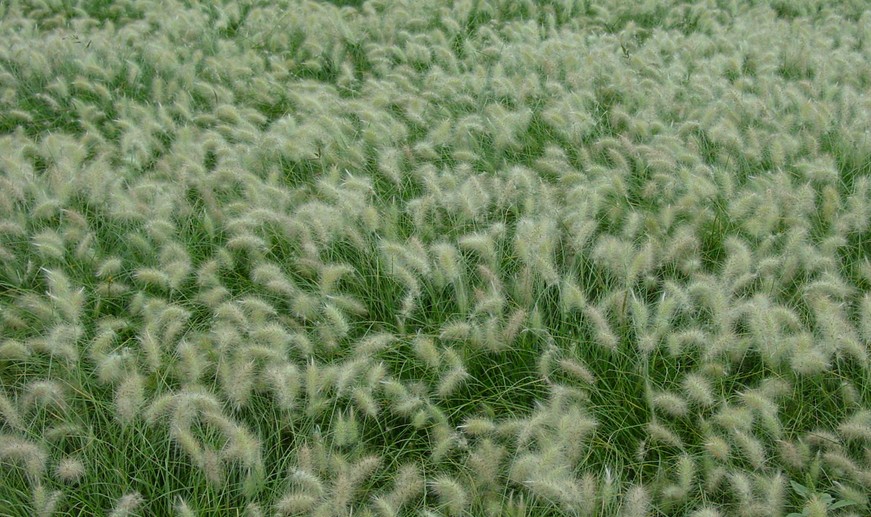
[1,0,871,515]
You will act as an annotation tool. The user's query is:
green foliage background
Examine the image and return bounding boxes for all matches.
[1,0,870,516]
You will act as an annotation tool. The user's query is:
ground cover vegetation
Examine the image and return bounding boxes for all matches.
[1,0,870,515]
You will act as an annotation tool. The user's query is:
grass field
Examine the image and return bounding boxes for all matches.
[1,0,870,515]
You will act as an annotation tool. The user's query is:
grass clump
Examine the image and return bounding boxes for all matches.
[2,0,871,515]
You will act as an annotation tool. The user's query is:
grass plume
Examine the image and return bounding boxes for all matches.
[0,1,870,515]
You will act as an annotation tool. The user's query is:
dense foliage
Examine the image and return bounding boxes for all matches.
[1,0,870,515]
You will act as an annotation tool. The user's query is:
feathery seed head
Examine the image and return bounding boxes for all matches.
[319,263,354,294]
[355,333,396,357]
[555,407,597,459]
[219,356,255,410]
[805,430,841,450]
[647,421,683,448]
[174,339,208,386]
[200,448,225,486]
[264,363,300,411]
[637,332,658,355]
[288,332,314,356]
[859,293,871,344]
[108,492,144,517]
[32,229,66,261]
[629,295,649,335]
[115,372,145,426]
[380,378,409,402]
[353,388,378,418]
[413,335,441,369]
[713,404,754,432]
[502,308,527,345]
[170,423,204,464]
[560,278,587,315]
[55,456,86,484]
[291,293,321,321]
[439,321,472,342]
[682,373,715,407]
[756,472,787,515]
[688,509,721,517]
[511,266,536,307]
[838,410,871,442]
[790,337,831,376]
[0,391,22,430]
[274,493,318,515]
[22,380,67,414]
[252,266,296,299]
[387,462,423,508]
[437,366,469,398]
[838,381,860,407]
[732,429,766,470]
[138,327,164,374]
[620,484,650,517]
[411,408,430,429]
[729,470,755,505]
[214,302,249,330]
[175,498,196,517]
[44,268,84,322]
[834,483,868,512]
[248,322,289,351]
[322,302,350,338]
[429,475,468,516]
[43,422,82,442]
[0,339,29,360]
[460,416,497,436]
[803,495,830,517]
[458,231,496,266]
[134,267,171,291]
[331,454,381,512]
[583,304,619,352]
[652,391,689,418]
[366,361,387,387]
[627,241,656,285]
[433,242,462,283]
[676,453,695,492]
[740,391,781,436]
[822,450,859,477]
[287,467,324,497]
[221,422,262,469]
[466,438,504,488]
[537,344,558,381]
[705,434,731,462]
[0,436,47,481]
[431,424,461,464]
[558,357,596,385]
[32,485,63,517]
[370,497,397,517]
[332,409,359,448]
